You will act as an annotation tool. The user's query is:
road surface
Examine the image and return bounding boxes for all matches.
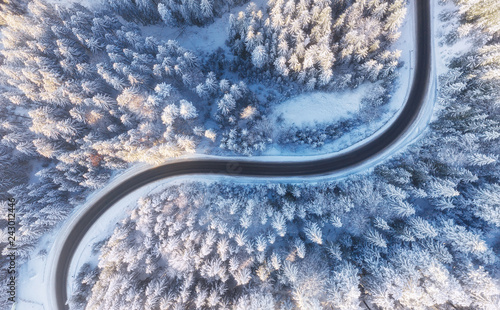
[52,0,431,308]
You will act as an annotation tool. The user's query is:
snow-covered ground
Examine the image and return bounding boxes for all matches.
[140,19,229,55]
[17,235,56,309]
[271,85,369,127]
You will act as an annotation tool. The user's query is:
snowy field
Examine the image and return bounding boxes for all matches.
[271,85,368,127]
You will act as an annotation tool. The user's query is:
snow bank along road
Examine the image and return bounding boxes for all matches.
[50,0,431,308]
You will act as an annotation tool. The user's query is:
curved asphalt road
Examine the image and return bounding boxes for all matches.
[53,0,431,308]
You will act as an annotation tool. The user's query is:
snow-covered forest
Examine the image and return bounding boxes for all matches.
[0,0,263,272]
[68,0,500,309]
[0,0,499,308]
[73,166,500,308]
[0,0,409,283]
[72,35,500,305]
[103,0,248,26]
[226,0,404,89]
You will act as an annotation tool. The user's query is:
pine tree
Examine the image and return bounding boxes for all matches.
[304,221,322,244]
[270,211,286,237]
[364,228,387,248]
[162,104,179,125]
[250,46,268,70]
[217,93,236,116]
[179,100,198,120]
[201,0,213,19]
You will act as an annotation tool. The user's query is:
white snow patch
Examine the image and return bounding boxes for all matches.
[272,84,369,127]
[16,230,59,310]
[388,0,416,113]
[140,21,228,54]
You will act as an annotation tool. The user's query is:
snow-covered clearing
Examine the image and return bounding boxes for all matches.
[272,84,369,127]
[140,19,229,55]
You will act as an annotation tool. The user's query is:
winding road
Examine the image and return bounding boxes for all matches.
[51,0,431,309]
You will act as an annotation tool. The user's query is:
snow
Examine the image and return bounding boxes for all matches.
[272,85,368,127]
[18,164,149,310]
[17,1,443,309]
[64,173,293,304]
[140,21,228,55]
[47,0,420,160]
[431,1,473,118]
[17,231,58,310]
[140,0,268,54]
[67,176,216,297]
[264,0,416,157]
[388,0,416,113]
[433,2,473,75]
[47,0,268,55]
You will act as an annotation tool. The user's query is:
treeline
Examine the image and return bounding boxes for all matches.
[103,0,248,25]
